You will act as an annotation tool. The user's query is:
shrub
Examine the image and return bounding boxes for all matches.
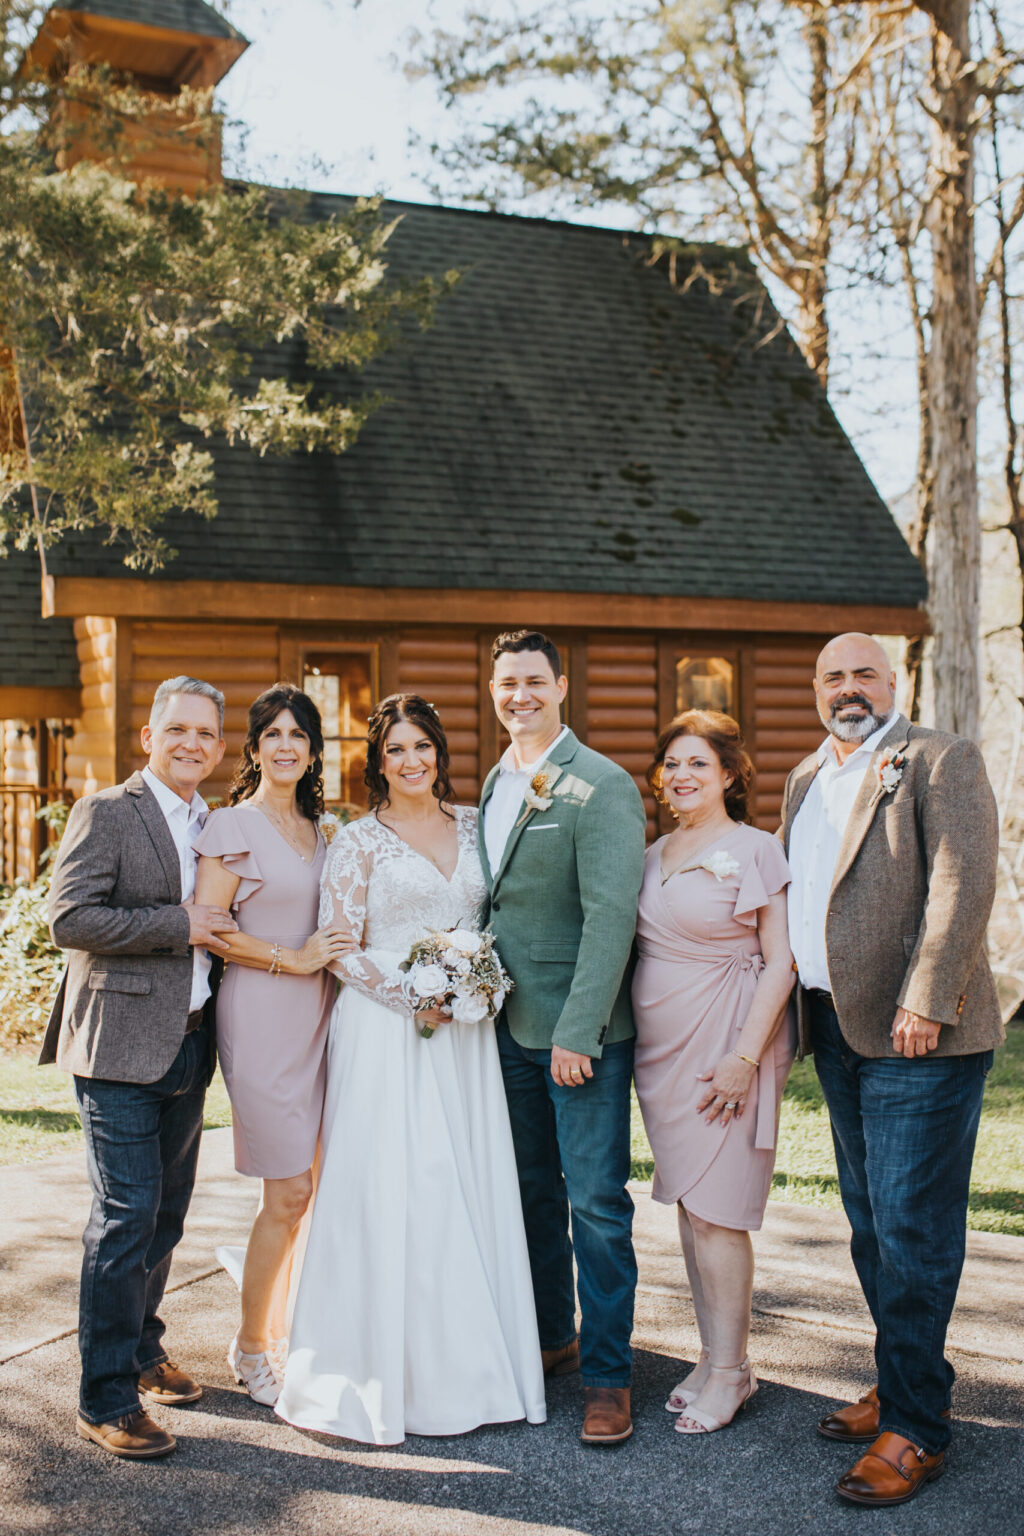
[0,802,68,1047]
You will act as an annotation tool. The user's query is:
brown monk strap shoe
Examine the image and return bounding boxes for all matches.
[139,1359,203,1406]
[836,1432,945,1506]
[818,1386,950,1444]
[541,1338,580,1377]
[76,1408,177,1459]
[581,1387,632,1445]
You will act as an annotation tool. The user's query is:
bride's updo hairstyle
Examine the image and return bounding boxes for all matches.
[229,682,326,821]
[647,709,753,824]
[365,694,455,816]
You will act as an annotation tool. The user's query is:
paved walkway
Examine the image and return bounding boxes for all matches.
[1,1131,1021,1536]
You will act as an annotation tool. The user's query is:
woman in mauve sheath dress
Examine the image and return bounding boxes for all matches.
[193,683,343,1411]
[632,708,795,1438]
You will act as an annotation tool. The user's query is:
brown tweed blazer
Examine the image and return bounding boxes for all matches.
[780,714,1004,1060]
[39,772,216,1084]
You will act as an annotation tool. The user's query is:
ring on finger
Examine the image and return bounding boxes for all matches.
[724,1100,738,1109]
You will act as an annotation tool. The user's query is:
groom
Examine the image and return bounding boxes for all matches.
[480,630,647,1444]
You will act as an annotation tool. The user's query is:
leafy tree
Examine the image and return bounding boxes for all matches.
[0,0,454,572]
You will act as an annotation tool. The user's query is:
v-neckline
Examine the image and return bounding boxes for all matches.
[249,803,322,865]
[658,821,741,885]
[377,811,463,885]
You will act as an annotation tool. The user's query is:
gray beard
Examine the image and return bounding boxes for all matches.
[826,707,894,744]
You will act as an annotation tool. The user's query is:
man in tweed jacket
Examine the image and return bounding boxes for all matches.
[481,630,646,1446]
[781,633,1003,1508]
[41,677,235,1460]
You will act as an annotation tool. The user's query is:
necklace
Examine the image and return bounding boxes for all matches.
[255,800,316,863]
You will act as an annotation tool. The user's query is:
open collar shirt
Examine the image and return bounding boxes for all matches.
[483,725,569,878]
[142,766,211,1011]
[787,714,895,993]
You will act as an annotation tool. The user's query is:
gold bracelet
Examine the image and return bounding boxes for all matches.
[268,943,282,975]
[732,1050,759,1068]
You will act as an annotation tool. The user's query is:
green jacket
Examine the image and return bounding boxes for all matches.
[479,730,647,1057]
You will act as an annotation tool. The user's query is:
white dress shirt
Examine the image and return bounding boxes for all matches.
[142,766,211,1011]
[483,726,569,878]
[787,715,895,992]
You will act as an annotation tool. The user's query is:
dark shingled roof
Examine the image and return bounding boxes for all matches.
[54,1,244,42]
[0,551,79,691]
[44,196,926,608]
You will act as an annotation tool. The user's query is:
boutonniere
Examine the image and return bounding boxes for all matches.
[699,850,741,881]
[877,751,905,794]
[319,811,341,845]
[515,765,561,827]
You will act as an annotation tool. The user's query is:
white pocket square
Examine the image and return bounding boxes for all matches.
[526,823,559,831]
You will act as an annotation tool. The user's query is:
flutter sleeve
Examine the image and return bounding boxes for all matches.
[733,829,792,929]
[192,807,264,905]
[318,827,416,1014]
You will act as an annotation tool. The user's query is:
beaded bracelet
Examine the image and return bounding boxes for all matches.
[268,943,282,975]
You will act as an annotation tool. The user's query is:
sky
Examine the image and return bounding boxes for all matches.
[215,0,922,508]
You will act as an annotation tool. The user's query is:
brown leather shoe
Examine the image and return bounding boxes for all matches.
[818,1386,951,1444]
[581,1387,632,1444]
[818,1386,881,1442]
[76,1408,177,1459]
[541,1338,580,1377]
[836,1432,945,1506]
[139,1359,203,1406]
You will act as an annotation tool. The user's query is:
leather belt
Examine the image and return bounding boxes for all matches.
[807,988,836,1012]
[185,1008,206,1034]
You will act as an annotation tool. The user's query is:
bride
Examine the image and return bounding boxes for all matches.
[275,694,546,1444]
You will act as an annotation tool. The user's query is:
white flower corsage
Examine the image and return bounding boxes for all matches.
[516,768,556,826]
[699,850,741,882]
[877,752,905,794]
[319,811,340,844]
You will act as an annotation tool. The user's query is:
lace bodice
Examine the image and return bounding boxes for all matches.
[318,806,488,1013]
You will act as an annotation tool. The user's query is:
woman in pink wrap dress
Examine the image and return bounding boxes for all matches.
[633,709,796,1437]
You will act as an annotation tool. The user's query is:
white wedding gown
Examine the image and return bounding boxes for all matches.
[275,806,546,1444]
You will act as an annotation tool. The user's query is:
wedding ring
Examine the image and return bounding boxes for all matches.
[571,1069,583,1079]
[724,1101,738,1109]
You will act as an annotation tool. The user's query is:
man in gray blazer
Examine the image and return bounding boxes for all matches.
[781,633,1003,1508]
[481,631,647,1445]
[41,676,237,1459]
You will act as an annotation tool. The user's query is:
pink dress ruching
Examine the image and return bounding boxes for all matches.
[632,821,795,1231]
[193,802,335,1179]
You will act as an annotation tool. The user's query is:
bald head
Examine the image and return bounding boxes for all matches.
[814,632,896,750]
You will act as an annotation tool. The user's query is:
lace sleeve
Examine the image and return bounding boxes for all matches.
[318,828,416,1014]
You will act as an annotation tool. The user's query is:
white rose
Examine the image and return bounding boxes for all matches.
[451,992,489,1025]
[447,928,483,956]
[492,988,506,1013]
[410,962,448,998]
[455,957,472,975]
[700,850,740,882]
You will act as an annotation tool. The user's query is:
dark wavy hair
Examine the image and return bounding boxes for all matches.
[229,683,325,821]
[647,709,754,823]
[365,694,455,816]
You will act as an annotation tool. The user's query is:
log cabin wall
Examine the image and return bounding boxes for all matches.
[56,618,829,836]
[65,617,116,799]
[123,622,282,801]
[751,637,827,829]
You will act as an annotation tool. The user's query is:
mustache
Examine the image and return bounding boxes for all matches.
[830,693,872,716]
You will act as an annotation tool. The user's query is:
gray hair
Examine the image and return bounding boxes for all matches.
[149,676,225,735]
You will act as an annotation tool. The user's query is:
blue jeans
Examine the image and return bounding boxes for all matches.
[74,1026,209,1425]
[810,1001,991,1453]
[496,1020,636,1387]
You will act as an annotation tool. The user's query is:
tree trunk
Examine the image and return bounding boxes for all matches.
[800,3,831,387]
[922,0,980,738]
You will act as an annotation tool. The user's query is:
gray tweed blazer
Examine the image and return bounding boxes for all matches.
[781,715,1004,1059]
[39,772,215,1084]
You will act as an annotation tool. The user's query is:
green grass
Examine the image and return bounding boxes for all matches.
[0,1050,232,1165]
[4,1029,1024,1238]
[630,1023,1024,1238]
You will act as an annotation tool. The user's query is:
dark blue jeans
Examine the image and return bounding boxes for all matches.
[74,1026,209,1425]
[496,1020,636,1388]
[811,1001,991,1454]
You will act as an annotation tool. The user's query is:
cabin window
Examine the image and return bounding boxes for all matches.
[303,652,375,814]
[675,655,734,715]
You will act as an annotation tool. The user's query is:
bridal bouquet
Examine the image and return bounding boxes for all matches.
[400,926,514,1039]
